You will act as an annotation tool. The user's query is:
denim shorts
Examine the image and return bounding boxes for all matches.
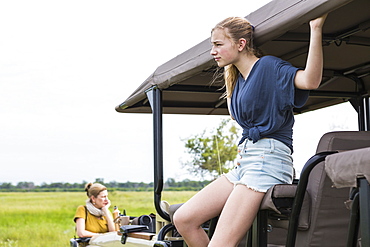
[224,138,294,193]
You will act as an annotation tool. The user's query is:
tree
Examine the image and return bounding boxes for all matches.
[0,183,13,189]
[182,119,239,179]
[16,181,35,189]
[94,178,105,184]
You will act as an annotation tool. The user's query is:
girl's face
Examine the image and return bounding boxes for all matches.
[91,190,109,209]
[210,28,239,67]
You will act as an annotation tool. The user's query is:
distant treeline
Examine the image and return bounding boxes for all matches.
[0,178,211,192]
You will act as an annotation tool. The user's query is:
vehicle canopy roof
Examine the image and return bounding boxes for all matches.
[116,0,370,117]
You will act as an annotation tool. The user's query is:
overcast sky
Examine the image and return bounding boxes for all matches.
[0,0,358,186]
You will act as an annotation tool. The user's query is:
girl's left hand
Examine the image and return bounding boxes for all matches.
[310,14,328,29]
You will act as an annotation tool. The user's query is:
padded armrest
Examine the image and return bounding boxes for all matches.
[169,203,184,223]
[325,147,370,188]
[260,183,311,230]
[260,184,297,214]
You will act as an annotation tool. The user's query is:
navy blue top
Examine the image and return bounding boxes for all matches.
[229,56,309,153]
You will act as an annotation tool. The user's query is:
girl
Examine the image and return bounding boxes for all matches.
[173,14,327,247]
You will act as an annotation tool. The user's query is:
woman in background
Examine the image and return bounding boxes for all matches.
[74,182,115,237]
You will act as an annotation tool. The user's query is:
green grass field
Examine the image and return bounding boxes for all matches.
[0,191,196,247]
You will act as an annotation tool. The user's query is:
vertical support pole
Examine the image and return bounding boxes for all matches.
[358,97,365,131]
[358,96,370,131]
[146,87,170,221]
[359,178,370,247]
[364,96,369,131]
[346,192,359,247]
[251,211,268,247]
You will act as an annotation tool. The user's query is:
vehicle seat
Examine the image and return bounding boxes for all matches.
[325,147,370,247]
[257,131,370,247]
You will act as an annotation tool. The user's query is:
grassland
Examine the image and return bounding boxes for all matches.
[0,191,196,247]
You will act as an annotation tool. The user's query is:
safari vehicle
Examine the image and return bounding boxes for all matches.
[72,0,370,246]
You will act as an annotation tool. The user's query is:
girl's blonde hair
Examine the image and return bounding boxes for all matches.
[212,17,262,98]
[85,182,107,199]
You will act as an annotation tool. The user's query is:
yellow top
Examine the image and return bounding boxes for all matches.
[74,205,112,235]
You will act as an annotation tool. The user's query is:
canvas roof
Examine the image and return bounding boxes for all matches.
[116,0,370,115]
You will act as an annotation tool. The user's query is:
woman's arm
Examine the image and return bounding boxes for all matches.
[295,14,328,90]
[76,218,99,238]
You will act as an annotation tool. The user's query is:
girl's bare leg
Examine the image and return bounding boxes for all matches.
[208,185,265,247]
[173,176,234,247]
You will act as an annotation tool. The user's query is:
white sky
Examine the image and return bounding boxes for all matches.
[0,0,358,185]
